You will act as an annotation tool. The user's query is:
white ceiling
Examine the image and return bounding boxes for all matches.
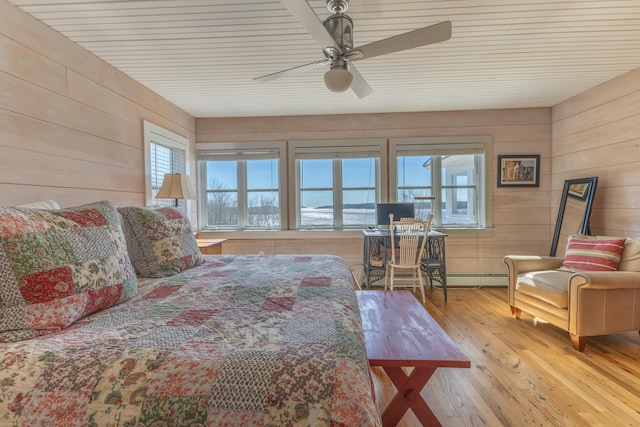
[9,0,640,118]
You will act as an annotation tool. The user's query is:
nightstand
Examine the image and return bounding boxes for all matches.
[196,239,227,254]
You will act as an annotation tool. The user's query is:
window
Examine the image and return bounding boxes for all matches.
[143,121,189,208]
[290,140,385,229]
[195,138,489,232]
[392,137,492,229]
[197,144,284,230]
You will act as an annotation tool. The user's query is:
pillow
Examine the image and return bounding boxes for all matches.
[16,200,61,209]
[117,206,203,278]
[0,200,137,342]
[561,237,626,272]
[619,237,640,272]
[565,234,640,272]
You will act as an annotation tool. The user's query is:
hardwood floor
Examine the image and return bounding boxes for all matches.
[369,286,640,426]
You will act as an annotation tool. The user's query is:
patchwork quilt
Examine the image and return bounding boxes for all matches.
[0,254,381,426]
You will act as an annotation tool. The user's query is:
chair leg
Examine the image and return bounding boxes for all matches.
[390,267,395,291]
[442,278,448,303]
[412,270,417,292]
[510,305,521,319]
[350,269,362,290]
[570,333,586,351]
[417,269,426,303]
[384,266,389,290]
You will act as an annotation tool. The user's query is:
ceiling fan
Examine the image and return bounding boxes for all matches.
[254,0,452,98]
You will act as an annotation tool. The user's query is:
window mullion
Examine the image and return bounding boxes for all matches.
[295,159,302,229]
[334,159,343,227]
[432,156,442,227]
[238,161,247,228]
[475,154,483,226]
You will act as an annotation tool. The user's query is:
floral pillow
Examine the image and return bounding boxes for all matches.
[0,200,137,342]
[117,206,203,278]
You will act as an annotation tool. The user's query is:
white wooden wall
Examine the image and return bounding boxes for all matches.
[552,67,640,238]
[0,1,196,210]
[197,108,553,278]
[4,0,638,279]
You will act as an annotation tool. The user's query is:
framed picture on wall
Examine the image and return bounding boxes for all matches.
[497,154,540,187]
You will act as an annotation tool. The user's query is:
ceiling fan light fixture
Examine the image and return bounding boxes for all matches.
[324,65,352,93]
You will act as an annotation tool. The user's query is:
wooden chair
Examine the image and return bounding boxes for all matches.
[384,214,432,303]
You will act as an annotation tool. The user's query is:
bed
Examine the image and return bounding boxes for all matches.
[0,201,381,426]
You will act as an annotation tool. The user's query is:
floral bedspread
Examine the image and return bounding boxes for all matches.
[0,255,381,426]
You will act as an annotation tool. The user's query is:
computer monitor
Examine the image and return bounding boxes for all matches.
[375,203,415,226]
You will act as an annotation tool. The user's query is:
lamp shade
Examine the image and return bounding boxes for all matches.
[155,173,196,204]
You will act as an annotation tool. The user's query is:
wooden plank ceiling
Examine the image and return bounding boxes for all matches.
[7,0,640,118]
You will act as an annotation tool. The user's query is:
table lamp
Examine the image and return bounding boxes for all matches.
[155,173,196,207]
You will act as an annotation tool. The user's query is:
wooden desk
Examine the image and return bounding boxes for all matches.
[196,238,227,254]
[357,290,470,426]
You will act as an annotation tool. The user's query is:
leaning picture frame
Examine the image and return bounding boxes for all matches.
[497,154,540,187]
[567,182,590,200]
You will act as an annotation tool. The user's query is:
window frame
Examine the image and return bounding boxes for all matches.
[390,136,493,229]
[196,141,287,230]
[289,139,387,230]
[143,120,190,208]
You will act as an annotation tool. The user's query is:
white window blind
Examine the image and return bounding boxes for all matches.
[198,149,279,161]
[150,142,186,207]
[396,143,485,157]
[294,145,381,160]
[143,120,189,208]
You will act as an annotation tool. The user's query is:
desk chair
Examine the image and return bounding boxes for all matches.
[385,214,432,303]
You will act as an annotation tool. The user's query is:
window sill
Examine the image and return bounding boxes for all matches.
[197,229,365,240]
[435,227,494,237]
[197,227,494,239]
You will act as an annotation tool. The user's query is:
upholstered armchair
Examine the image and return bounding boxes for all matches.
[504,235,640,351]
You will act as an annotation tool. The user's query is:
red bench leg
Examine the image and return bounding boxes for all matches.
[380,366,440,427]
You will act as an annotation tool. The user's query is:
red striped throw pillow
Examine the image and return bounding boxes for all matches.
[562,238,626,272]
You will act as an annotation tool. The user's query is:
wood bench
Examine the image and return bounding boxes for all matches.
[356,290,470,426]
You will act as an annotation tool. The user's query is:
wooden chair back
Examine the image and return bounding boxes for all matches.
[388,214,432,267]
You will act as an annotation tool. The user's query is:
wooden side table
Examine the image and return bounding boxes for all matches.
[196,238,227,254]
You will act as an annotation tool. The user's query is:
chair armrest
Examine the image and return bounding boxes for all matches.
[569,271,640,290]
[568,271,640,337]
[504,256,565,305]
[504,255,565,274]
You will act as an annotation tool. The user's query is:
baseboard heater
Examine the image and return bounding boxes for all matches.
[445,273,507,287]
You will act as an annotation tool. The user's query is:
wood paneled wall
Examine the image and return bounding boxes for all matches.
[197,109,552,279]
[0,1,196,210]
[11,0,637,278]
[552,67,640,238]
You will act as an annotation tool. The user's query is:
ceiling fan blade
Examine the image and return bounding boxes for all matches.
[357,21,452,60]
[254,59,328,82]
[280,0,340,51]
[349,65,373,98]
